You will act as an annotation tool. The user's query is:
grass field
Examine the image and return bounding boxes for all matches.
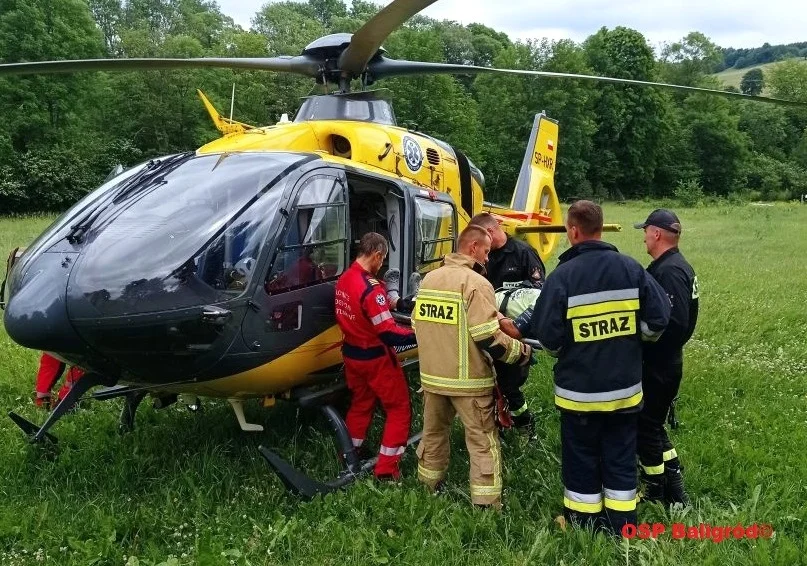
[1,203,806,565]
[713,59,807,93]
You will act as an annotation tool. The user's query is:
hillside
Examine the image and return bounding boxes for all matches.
[714,58,807,92]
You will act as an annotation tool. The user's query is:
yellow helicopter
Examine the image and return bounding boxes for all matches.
[1,0,803,496]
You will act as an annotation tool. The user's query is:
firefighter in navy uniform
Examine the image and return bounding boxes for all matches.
[634,209,699,506]
[528,200,670,534]
[470,212,545,434]
[335,233,417,480]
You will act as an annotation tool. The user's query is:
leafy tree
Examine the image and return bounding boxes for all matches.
[583,27,674,198]
[659,31,722,86]
[0,0,104,151]
[681,94,749,195]
[740,68,764,95]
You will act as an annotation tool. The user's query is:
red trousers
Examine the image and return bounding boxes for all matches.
[343,352,411,478]
[35,353,84,403]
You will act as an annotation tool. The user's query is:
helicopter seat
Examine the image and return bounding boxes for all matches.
[265,248,325,293]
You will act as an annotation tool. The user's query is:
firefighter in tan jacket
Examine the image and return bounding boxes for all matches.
[413,225,533,508]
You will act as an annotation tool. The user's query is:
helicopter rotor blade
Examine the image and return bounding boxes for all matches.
[338,0,438,79]
[368,58,807,108]
[0,56,322,77]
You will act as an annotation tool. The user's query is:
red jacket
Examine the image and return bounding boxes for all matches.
[335,261,416,359]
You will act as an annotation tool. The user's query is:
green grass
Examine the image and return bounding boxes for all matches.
[1,204,807,565]
[713,59,807,93]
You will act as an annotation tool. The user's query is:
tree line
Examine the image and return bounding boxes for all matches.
[1,0,807,213]
[720,41,807,72]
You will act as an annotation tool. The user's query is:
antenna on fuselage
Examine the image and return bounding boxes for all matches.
[229,83,235,122]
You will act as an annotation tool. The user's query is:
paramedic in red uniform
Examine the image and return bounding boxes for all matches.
[334,232,417,480]
[34,352,84,409]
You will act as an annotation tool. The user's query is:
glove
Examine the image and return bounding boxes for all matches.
[518,343,534,366]
[408,271,422,296]
[383,268,401,303]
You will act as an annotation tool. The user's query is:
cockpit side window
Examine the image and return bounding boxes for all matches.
[265,175,347,294]
[414,197,456,274]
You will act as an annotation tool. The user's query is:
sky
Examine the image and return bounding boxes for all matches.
[215,0,806,51]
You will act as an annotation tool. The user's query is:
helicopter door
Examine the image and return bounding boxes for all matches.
[241,171,348,365]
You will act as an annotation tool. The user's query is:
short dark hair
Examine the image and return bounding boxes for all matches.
[357,232,388,257]
[469,212,499,230]
[567,200,603,236]
[458,224,490,252]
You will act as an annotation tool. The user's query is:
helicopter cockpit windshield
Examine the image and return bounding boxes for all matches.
[68,152,309,317]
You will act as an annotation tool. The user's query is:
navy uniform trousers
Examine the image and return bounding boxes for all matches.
[561,411,638,533]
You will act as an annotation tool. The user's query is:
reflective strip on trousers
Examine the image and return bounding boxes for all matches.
[511,403,529,417]
[663,448,678,462]
[418,463,445,481]
[471,430,502,499]
[563,488,603,514]
[352,438,364,447]
[379,445,405,457]
[604,488,637,512]
[641,462,665,475]
[554,382,643,412]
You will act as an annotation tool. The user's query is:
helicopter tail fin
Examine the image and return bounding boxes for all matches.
[510,113,561,219]
[499,113,563,259]
[196,90,256,136]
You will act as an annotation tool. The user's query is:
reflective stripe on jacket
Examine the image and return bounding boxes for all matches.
[413,253,529,396]
[530,240,671,413]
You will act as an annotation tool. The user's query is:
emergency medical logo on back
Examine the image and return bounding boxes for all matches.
[566,289,639,342]
[402,136,423,173]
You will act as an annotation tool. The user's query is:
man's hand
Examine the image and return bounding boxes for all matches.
[383,268,401,304]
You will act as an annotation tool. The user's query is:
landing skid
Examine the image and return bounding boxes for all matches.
[258,382,422,498]
[259,430,422,499]
[8,372,117,443]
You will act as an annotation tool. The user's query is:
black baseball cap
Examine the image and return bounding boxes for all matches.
[634,209,681,234]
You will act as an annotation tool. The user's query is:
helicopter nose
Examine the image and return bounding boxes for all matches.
[3,252,87,353]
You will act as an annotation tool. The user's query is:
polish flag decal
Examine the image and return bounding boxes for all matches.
[547,139,555,151]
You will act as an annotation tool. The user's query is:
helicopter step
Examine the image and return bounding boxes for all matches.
[8,372,117,443]
[228,398,264,432]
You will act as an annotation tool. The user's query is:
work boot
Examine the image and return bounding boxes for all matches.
[639,471,666,504]
[665,465,690,506]
[33,392,52,411]
[511,409,536,440]
[383,268,401,303]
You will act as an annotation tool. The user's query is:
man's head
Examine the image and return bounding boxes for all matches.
[458,224,492,265]
[469,212,507,249]
[634,209,681,259]
[356,232,388,275]
[565,200,603,246]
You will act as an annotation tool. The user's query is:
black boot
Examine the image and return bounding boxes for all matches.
[639,471,666,504]
[665,465,690,506]
[512,410,536,440]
